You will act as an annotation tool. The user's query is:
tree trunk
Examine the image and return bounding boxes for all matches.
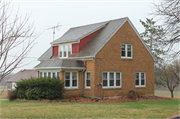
[170,91,174,98]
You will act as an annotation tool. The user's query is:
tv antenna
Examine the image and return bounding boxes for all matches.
[46,22,62,41]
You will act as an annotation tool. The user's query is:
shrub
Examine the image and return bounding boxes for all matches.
[127,90,136,99]
[13,77,65,100]
[7,90,16,101]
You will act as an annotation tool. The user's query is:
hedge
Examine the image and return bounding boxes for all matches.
[13,77,65,100]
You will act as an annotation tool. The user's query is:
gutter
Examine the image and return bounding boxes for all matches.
[81,69,86,96]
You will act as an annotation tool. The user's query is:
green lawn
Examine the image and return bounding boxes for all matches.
[155,90,180,98]
[1,99,179,118]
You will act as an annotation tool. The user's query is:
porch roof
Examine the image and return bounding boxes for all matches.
[34,59,85,70]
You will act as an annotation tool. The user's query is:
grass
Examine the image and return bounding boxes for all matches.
[0,99,179,118]
[155,90,180,98]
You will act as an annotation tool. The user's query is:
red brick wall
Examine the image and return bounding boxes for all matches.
[52,46,58,56]
[72,29,101,54]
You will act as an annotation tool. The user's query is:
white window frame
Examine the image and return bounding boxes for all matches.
[121,44,132,59]
[102,72,121,88]
[39,70,60,79]
[64,72,78,89]
[85,71,91,89]
[59,43,72,58]
[135,72,146,87]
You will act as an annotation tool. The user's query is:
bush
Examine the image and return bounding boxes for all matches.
[127,90,136,99]
[13,77,65,100]
[7,90,16,101]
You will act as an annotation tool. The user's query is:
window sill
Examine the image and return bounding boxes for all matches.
[84,88,91,90]
[102,87,122,90]
[121,57,133,60]
[135,86,146,89]
[65,88,79,90]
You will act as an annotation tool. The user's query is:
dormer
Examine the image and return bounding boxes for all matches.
[50,21,108,58]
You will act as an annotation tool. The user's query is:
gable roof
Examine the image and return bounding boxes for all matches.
[7,69,38,82]
[38,17,155,61]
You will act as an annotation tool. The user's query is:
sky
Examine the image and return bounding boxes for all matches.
[9,0,161,73]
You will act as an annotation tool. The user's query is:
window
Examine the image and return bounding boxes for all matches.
[65,72,70,87]
[40,72,43,77]
[121,44,132,58]
[52,72,56,78]
[59,44,71,58]
[57,72,60,79]
[44,72,47,77]
[135,72,145,87]
[109,72,114,86]
[48,72,51,77]
[85,72,91,88]
[39,71,60,79]
[103,72,108,86]
[65,72,78,88]
[103,72,121,88]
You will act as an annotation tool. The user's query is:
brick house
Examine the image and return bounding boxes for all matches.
[34,17,155,98]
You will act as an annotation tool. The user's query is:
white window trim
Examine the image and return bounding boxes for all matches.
[135,72,146,87]
[102,71,122,88]
[121,44,132,59]
[64,72,78,89]
[39,70,60,79]
[59,43,72,58]
[85,71,91,89]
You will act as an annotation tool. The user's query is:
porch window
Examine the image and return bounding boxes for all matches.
[103,72,121,88]
[57,72,60,80]
[121,44,132,58]
[65,72,78,88]
[40,72,43,77]
[85,71,91,88]
[52,72,56,78]
[44,72,47,77]
[39,71,60,79]
[135,72,145,87]
[48,72,51,77]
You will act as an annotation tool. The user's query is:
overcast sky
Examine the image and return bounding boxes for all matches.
[10,0,160,73]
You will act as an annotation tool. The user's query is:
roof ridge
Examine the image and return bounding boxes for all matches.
[69,17,128,29]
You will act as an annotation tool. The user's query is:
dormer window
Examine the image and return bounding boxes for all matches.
[59,44,72,58]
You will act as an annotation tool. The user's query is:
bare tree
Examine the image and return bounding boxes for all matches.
[0,1,37,91]
[153,0,180,58]
[155,59,180,98]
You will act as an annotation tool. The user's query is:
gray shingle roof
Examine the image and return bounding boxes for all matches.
[51,21,108,44]
[7,69,38,82]
[38,47,52,61]
[34,60,85,69]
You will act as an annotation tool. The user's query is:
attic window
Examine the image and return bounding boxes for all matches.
[121,44,132,59]
[59,44,72,58]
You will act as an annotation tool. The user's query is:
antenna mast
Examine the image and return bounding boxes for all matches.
[46,22,62,41]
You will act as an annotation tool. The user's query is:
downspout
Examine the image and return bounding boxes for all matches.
[81,60,86,96]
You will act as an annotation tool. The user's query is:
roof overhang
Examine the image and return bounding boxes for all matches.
[34,67,86,70]
[50,40,79,46]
